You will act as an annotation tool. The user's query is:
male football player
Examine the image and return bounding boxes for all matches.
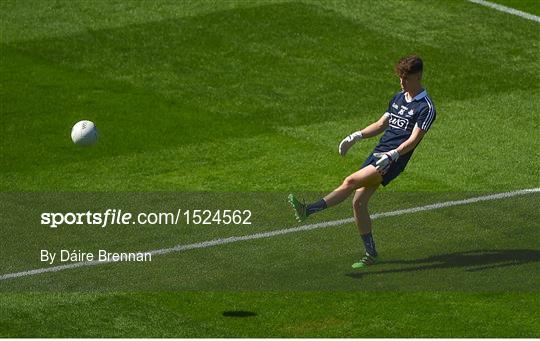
[288,55,436,269]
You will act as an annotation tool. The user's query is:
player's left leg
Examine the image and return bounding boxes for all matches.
[288,165,382,222]
[351,185,380,269]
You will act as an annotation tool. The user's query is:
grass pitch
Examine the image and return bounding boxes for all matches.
[1,0,539,337]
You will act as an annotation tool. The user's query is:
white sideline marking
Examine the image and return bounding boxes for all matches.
[1,188,539,281]
[468,0,540,23]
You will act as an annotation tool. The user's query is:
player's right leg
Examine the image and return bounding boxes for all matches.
[288,165,382,222]
[323,165,382,207]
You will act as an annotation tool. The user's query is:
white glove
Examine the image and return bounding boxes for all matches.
[373,149,399,174]
[338,131,363,156]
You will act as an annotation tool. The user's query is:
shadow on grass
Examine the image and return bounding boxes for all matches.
[222,311,257,318]
[346,249,540,278]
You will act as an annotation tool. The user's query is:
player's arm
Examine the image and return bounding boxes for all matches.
[396,125,425,155]
[360,113,389,138]
[338,114,389,156]
[373,125,426,173]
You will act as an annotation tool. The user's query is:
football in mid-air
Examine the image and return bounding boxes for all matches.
[71,120,98,146]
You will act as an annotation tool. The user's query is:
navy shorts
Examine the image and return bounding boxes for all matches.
[361,152,411,186]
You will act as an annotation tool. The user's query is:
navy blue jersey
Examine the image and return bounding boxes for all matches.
[374,89,436,157]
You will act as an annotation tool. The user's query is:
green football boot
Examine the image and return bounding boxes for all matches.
[352,253,378,269]
[287,194,307,222]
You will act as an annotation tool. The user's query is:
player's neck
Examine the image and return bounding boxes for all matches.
[405,85,423,101]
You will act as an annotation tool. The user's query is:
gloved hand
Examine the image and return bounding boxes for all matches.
[373,149,399,174]
[338,131,363,156]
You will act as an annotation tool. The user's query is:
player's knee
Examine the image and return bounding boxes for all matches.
[352,195,368,211]
[342,176,359,190]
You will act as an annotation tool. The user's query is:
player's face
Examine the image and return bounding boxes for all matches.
[399,76,408,91]
[400,73,421,92]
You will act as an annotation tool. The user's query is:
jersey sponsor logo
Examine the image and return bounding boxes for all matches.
[389,114,410,130]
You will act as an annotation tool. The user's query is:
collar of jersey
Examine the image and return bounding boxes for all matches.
[404,89,427,103]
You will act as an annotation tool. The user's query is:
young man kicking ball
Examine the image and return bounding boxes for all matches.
[288,55,436,269]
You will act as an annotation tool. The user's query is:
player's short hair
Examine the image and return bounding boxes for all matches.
[395,55,423,78]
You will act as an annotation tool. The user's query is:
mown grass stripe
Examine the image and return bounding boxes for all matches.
[1,188,538,281]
